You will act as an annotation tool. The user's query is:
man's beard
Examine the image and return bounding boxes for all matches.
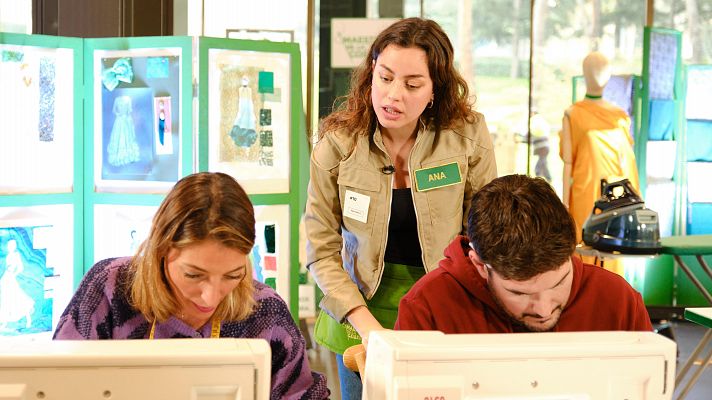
[487,283,562,332]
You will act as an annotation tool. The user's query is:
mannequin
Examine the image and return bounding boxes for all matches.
[560,52,640,273]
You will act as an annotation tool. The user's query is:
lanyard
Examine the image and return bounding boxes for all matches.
[149,317,221,339]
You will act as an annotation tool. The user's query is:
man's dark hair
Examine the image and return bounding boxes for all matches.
[467,174,576,280]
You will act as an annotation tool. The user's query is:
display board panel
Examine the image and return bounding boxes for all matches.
[90,47,185,193]
[207,47,292,194]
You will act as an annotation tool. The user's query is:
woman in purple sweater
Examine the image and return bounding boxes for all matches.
[54,172,329,400]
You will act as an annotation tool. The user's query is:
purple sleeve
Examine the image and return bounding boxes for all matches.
[53,259,116,339]
[228,284,329,400]
[53,258,145,340]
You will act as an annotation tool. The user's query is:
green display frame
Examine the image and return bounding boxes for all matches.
[0,33,307,323]
[0,32,84,287]
[639,27,685,200]
[198,37,305,317]
[0,33,84,337]
[675,64,712,307]
[570,72,673,306]
[82,36,195,271]
[638,27,685,307]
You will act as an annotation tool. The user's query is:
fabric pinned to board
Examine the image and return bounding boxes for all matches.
[649,31,678,100]
[603,75,633,117]
[686,120,712,162]
[648,99,675,140]
[688,203,712,235]
[102,58,134,91]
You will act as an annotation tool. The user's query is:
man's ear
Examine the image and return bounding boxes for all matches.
[468,248,489,280]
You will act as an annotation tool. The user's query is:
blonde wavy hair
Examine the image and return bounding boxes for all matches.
[129,172,257,323]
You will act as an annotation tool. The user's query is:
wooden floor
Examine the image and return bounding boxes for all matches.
[303,319,712,400]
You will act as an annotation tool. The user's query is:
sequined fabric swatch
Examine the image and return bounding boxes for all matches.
[649,32,678,100]
[38,57,56,142]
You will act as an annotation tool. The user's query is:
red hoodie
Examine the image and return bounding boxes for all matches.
[395,236,652,333]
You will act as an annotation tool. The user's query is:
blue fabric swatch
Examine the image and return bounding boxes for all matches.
[688,203,712,235]
[686,120,712,162]
[101,58,134,91]
[648,99,675,140]
[1,50,23,62]
[146,57,170,79]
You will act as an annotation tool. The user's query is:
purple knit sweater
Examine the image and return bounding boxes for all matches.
[54,257,330,400]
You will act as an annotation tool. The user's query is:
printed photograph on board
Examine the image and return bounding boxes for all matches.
[0,225,53,336]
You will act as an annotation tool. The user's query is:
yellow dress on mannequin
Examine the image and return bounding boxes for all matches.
[560,52,641,277]
[563,99,640,245]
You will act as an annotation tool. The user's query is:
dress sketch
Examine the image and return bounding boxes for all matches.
[229,76,257,147]
[0,240,34,329]
[107,95,141,167]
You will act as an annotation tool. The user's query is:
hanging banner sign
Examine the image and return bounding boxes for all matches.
[330,18,398,69]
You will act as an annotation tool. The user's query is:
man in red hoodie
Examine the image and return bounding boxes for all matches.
[395,174,652,333]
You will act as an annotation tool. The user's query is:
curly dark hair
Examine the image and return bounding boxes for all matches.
[467,174,577,280]
[319,17,477,140]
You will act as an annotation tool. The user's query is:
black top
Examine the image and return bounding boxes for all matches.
[384,188,424,268]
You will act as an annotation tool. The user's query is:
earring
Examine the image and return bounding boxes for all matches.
[427,99,434,109]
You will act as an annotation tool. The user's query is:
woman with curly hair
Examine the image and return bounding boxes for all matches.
[305,17,497,399]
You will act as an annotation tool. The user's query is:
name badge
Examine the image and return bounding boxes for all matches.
[414,162,462,192]
[344,190,370,223]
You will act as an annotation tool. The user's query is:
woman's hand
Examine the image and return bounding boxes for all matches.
[345,305,384,350]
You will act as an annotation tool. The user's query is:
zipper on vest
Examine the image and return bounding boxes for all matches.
[372,154,394,300]
[409,128,429,272]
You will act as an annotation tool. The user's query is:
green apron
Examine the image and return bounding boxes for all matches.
[313,262,425,354]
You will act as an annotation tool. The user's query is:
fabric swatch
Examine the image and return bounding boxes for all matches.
[260,130,273,147]
[688,202,712,235]
[1,49,23,62]
[648,99,675,140]
[259,108,272,126]
[649,32,678,100]
[146,57,170,79]
[264,224,276,253]
[686,120,712,162]
[38,57,56,142]
[258,71,274,94]
[603,75,633,117]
